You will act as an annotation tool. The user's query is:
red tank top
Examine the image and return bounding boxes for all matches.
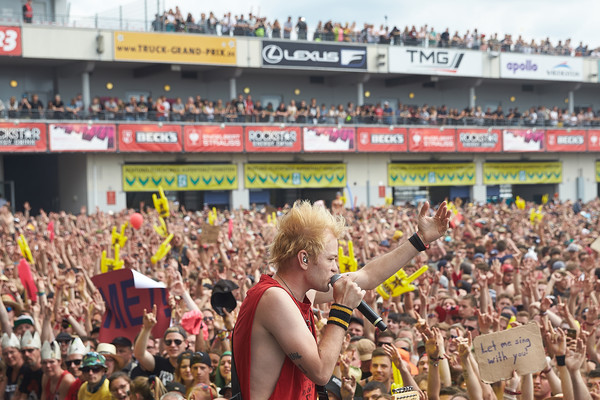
[44,370,69,400]
[233,275,317,400]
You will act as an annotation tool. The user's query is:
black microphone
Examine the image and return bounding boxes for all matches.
[330,274,387,331]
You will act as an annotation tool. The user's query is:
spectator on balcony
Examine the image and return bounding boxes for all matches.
[184,13,195,32]
[382,102,393,125]
[22,0,33,23]
[66,98,81,119]
[49,94,65,120]
[197,13,208,34]
[575,42,587,56]
[283,17,293,39]
[174,7,184,31]
[8,96,19,118]
[233,15,247,36]
[296,100,308,123]
[472,30,481,50]
[0,98,5,118]
[171,98,185,122]
[184,97,198,122]
[214,99,225,122]
[271,20,282,39]
[326,105,338,124]
[440,28,450,47]
[135,96,147,120]
[151,14,164,31]
[103,97,117,120]
[165,9,176,32]
[255,18,266,38]
[124,97,137,121]
[323,21,334,41]
[253,100,265,123]
[308,98,320,124]
[245,95,254,120]
[286,99,297,123]
[232,94,245,122]
[204,101,215,122]
[207,12,218,35]
[155,96,170,122]
[89,97,103,120]
[296,17,308,40]
[274,101,287,123]
[450,31,462,47]
[221,13,233,36]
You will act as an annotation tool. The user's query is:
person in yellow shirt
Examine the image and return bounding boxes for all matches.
[77,353,111,400]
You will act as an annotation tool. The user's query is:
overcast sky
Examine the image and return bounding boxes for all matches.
[69,0,597,48]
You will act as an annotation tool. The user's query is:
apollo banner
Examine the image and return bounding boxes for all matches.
[483,162,562,185]
[545,129,586,152]
[303,127,355,152]
[388,163,476,187]
[49,124,116,152]
[0,123,46,152]
[245,126,302,152]
[261,40,367,70]
[499,53,583,82]
[456,129,502,152]
[183,125,243,152]
[356,127,408,152]
[389,47,483,77]
[119,124,182,152]
[245,163,346,189]
[122,164,237,192]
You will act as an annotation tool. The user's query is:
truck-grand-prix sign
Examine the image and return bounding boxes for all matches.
[261,40,367,70]
[389,47,483,76]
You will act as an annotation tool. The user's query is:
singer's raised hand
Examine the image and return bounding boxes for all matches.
[331,274,364,310]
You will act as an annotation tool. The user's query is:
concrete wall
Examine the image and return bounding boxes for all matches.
[58,153,87,213]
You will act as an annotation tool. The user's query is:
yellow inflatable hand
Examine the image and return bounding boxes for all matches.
[376,265,429,300]
[152,186,170,218]
[153,217,169,238]
[515,196,526,210]
[111,222,128,248]
[338,240,358,273]
[100,249,110,273]
[541,194,549,205]
[17,234,34,264]
[151,234,173,264]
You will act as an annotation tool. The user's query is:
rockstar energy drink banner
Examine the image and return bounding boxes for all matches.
[114,32,236,65]
[483,162,562,185]
[388,163,475,187]
[122,164,237,192]
[245,163,346,189]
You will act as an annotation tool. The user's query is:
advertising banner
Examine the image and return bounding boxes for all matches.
[245,163,346,189]
[389,47,483,76]
[303,127,355,152]
[119,124,182,152]
[588,131,600,152]
[0,26,22,56]
[356,127,408,152]
[49,124,116,152]
[122,164,237,192]
[408,128,455,152]
[388,163,475,187]
[499,53,583,82]
[503,129,544,152]
[0,123,46,152]
[546,129,586,152]
[261,40,367,70]
[92,269,170,344]
[114,31,236,65]
[596,162,600,183]
[184,125,243,152]
[245,125,302,152]
[456,129,502,152]
[483,162,562,185]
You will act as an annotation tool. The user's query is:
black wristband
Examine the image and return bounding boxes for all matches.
[556,355,566,366]
[409,233,428,252]
[327,303,353,330]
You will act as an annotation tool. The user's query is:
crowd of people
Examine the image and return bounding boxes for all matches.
[2,93,599,128]
[149,8,598,57]
[0,193,598,399]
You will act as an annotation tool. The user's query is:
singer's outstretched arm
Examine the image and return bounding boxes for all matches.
[312,201,451,305]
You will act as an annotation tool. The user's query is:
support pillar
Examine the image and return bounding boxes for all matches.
[82,72,91,112]
[357,82,364,106]
[229,78,237,101]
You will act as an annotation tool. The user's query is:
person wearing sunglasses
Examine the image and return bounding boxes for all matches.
[77,353,111,400]
[40,341,75,400]
[64,338,87,400]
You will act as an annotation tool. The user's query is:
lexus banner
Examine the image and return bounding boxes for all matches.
[119,124,182,152]
[261,40,367,70]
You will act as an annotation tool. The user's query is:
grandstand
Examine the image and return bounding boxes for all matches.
[0,0,598,213]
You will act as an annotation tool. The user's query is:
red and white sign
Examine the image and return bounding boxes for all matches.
[408,128,455,152]
[119,124,182,152]
[503,129,544,152]
[546,129,586,152]
[589,131,600,152]
[303,127,355,152]
[245,125,302,152]
[456,129,502,152]
[184,125,243,152]
[356,127,408,152]
[0,123,46,152]
[0,27,22,56]
[49,124,116,152]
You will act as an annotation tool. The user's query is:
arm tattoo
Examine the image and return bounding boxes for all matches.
[288,352,302,361]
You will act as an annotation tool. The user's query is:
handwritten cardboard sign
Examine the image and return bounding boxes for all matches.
[473,323,546,383]
[200,224,220,244]
[590,236,600,254]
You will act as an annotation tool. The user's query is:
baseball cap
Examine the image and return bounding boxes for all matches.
[552,261,566,271]
[13,315,34,329]
[356,338,376,362]
[165,381,186,395]
[324,376,342,399]
[190,351,212,368]
[164,326,188,340]
[56,332,73,343]
[111,337,133,348]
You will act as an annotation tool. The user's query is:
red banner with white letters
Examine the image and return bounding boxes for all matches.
[408,128,456,152]
[0,26,22,56]
[546,129,586,152]
[456,129,502,152]
[589,131,600,152]
[0,123,46,152]
[245,125,302,152]
[356,127,408,152]
[119,124,182,152]
[184,125,243,152]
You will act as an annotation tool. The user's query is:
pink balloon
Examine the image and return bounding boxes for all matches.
[130,213,143,230]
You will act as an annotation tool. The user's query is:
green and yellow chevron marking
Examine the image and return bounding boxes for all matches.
[245,163,346,189]
[122,164,237,192]
[483,162,562,185]
[388,163,476,187]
